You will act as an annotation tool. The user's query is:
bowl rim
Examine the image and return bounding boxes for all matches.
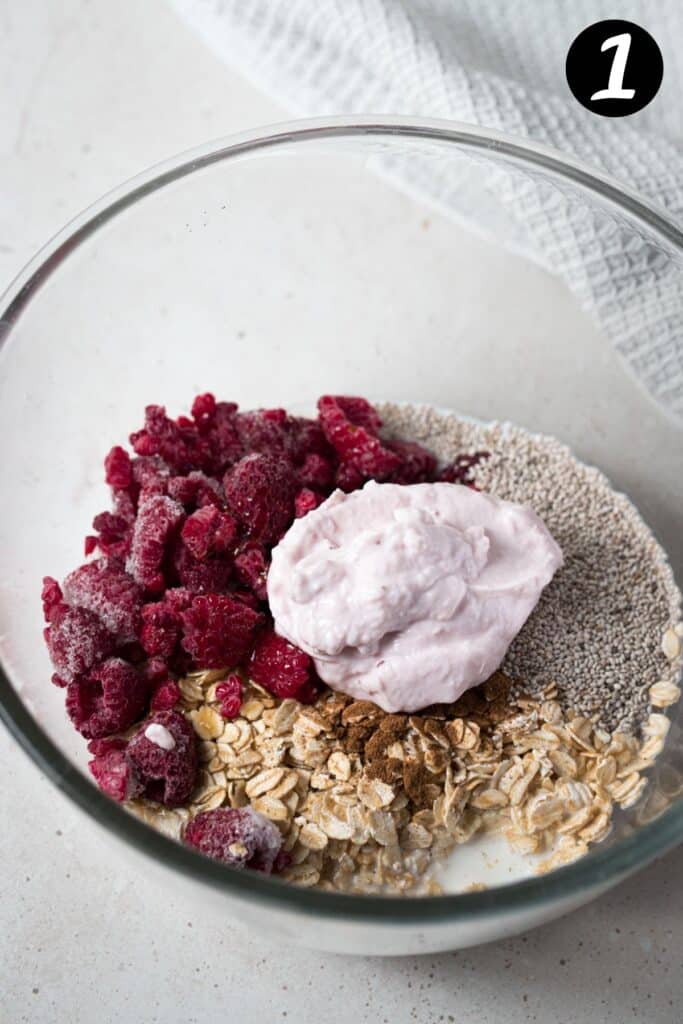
[1,114,682,924]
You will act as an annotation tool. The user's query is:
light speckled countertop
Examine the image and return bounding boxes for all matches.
[1,2,681,1021]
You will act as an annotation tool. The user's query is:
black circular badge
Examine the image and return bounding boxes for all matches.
[566,20,663,116]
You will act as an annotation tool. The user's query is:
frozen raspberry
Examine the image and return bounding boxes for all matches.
[181,505,219,560]
[139,601,180,658]
[130,404,210,475]
[41,577,63,622]
[173,543,233,594]
[439,451,489,485]
[92,511,133,559]
[297,452,334,490]
[127,710,198,806]
[63,560,143,642]
[294,488,322,518]
[223,453,295,544]
[104,446,132,489]
[127,494,185,593]
[131,455,172,502]
[318,395,401,485]
[181,506,237,561]
[89,746,143,802]
[204,402,242,472]
[181,593,262,669]
[233,545,269,601]
[65,657,149,738]
[234,409,289,456]
[113,488,137,523]
[150,679,181,711]
[45,603,116,682]
[184,807,282,873]
[167,471,223,509]
[249,629,313,700]
[321,395,383,434]
[191,392,216,427]
[215,675,243,719]
[386,439,437,484]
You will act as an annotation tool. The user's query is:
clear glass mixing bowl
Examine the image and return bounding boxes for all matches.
[1,117,681,955]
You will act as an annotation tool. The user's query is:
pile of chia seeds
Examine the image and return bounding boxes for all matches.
[379,402,682,735]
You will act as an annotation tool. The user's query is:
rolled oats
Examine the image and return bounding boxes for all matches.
[130,660,674,896]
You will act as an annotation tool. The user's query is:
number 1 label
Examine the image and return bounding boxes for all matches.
[590,33,636,101]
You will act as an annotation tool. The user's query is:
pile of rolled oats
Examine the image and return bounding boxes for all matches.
[127,644,680,894]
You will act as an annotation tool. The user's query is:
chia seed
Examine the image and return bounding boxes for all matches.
[379,402,682,735]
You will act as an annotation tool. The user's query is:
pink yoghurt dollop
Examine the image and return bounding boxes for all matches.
[268,481,563,712]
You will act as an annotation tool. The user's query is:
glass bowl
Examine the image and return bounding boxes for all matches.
[1,117,681,956]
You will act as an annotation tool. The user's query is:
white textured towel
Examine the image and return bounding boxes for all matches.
[171,0,683,421]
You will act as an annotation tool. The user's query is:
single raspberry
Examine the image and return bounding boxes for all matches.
[104,446,132,489]
[92,510,133,559]
[439,451,490,485]
[45,604,116,682]
[63,560,143,643]
[191,392,216,427]
[223,453,295,544]
[184,807,282,873]
[126,710,198,807]
[173,543,233,595]
[127,494,185,593]
[41,577,63,622]
[65,657,149,739]
[150,679,181,711]
[249,629,313,700]
[181,506,237,561]
[318,395,401,485]
[297,452,334,491]
[204,402,241,472]
[181,505,218,560]
[386,439,438,484]
[320,395,383,434]
[113,489,137,523]
[234,409,289,456]
[294,488,322,518]
[180,594,262,669]
[215,675,243,719]
[233,545,269,601]
[139,601,180,658]
[131,455,172,502]
[89,746,143,802]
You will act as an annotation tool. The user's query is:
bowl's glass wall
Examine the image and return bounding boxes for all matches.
[1,130,681,888]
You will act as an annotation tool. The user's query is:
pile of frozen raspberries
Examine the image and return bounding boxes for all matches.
[41,394,485,865]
